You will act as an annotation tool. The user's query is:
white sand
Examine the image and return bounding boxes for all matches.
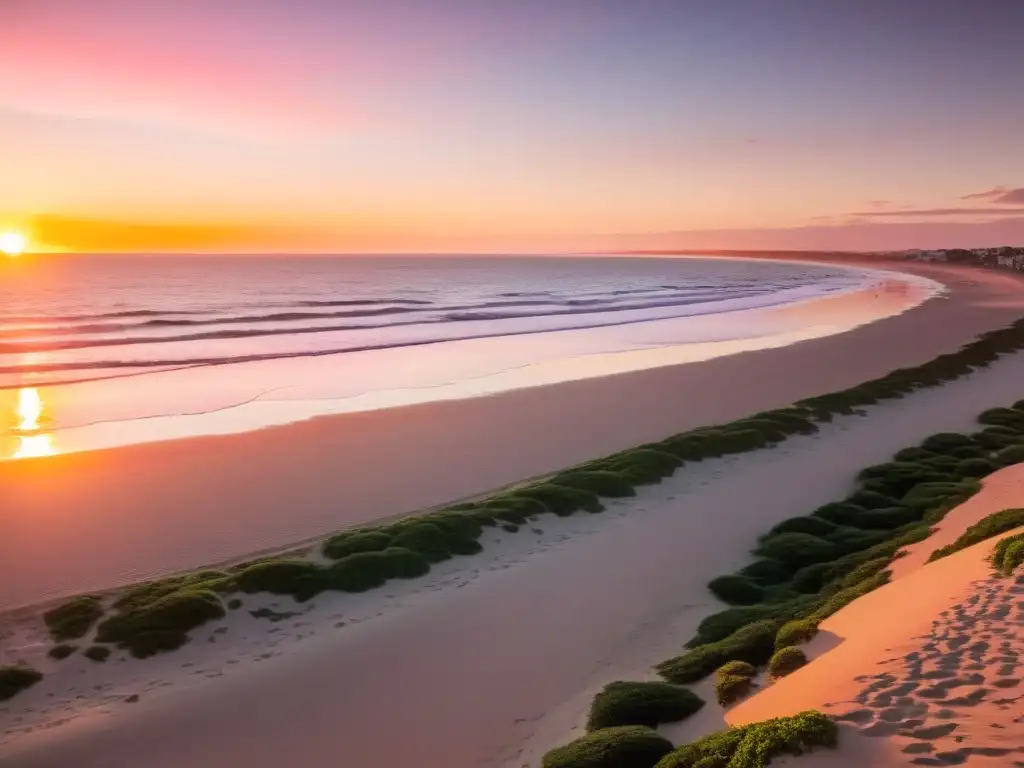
[3,260,1024,767]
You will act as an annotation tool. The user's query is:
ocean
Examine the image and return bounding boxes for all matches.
[0,254,933,458]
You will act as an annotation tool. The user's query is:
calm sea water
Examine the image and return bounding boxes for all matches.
[0,255,872,390]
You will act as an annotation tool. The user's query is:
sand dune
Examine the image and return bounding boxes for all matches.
[730,468,1024,766]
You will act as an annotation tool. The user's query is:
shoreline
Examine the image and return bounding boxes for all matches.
[0,259,1017,612]
[4,257,1024,767]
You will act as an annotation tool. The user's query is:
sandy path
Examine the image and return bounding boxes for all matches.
[7,295,1024,766]
[730,469,1024,767]
[2,261,1024,613]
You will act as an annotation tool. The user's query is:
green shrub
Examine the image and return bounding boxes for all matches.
[587,681,705,731]
[738,559,792,586]
[390,522,474,562]
[716,660,757,679]
[846,507,920,530]
[929,508,1024,561]
[767,647,807,678]
[0,666,43,701]
[806,570,889,623]
[949,444,987,460]
[708,575,765,605]
[978,407,1024,428]
[552,471,637,498]
[921,432,977,453]
[994,444,1024,467]
[655,711,837,768]
[846,489,901,510]
[48,644,77,660]
[603,449,682,484]
[789,563,831,594]
[992,533,1024,574]
[96,589,226,658]
[754,533,836,568]
[114,571,232,613]
[954,457,996,478]
[715,674,754,707]
[516,484,603,516]
[658,620,783,684]
[233,559,326,601]
[763,516,837,540]
[811,502,866,525]
[424,512,484,541]
[43,595,104,642]
[541,726,674,768]
[84,645,112,662]
[327,548,430,591]
[893,447,935,462]
[322,531,392,560]
[775,619,818,650]
[835,556,892,590]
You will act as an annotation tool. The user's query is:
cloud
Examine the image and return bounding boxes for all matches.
[849,207,1024,218]
[994,188,1024,205]
[961,186,1009,200]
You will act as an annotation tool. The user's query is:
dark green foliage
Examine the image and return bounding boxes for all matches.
[993,444,1024,467]
[954,457,995,478]
[893,446,935,462]
[789,563,831,594]
[602,448,682,484]
[655,711,837,768]
[715,674,754,707]
[475,495,548,524]
[552,471,636,498]
[845,488,901,510]
[390,522,478,562]
[902,481,964,510]
[541,726,674,768]
[928,508,1024,561]
[48,644,77,660]
[424,513,484,541]
[846,507,921,530]
[763,516,837,540]
[973,428,1022,451]
[949,444,987,460]
[587,681,705,731]
[811,502,866,525]
[754,533,836,568]
[516,484,603,516]
[856,462,945,497]
[823,525,892,554]
[43,595,104,642]
[767,647,807,678]
[708,575,765,605]
[234,559,327,601]
[738,559,792,586]
[921,432,977,454]
[96,589,225,658]
[0,666,43,701]
[978,407,1024,428]
[322,531,392,560]
[84,645,111,662]
[716,660,757,679]
[836,556,892,590]
[328,547,430,591]
[806,570,889,623]
[775,619,818,650]
[658,620,783,684]
[227,598,243,610]
[114,571,232,613]
[992,533,1024,575]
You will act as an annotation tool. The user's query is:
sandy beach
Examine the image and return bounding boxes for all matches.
[4,257,1024,767]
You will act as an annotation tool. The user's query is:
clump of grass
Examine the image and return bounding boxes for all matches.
[714,660,758,707]
[0,666,43,701]
[233,559,326,602]
[587,681,704,731]
[754,533,836,569]
[762,515,837,540]
[541,726,674,768]
[658,620,783,684]
[716,660,757,679]
[928,509,1024,561]
[994,444,1024,467]
[48,644,77,660]
[655,711,836,768]
[708,574,765,606]
[84,645,112,662]
[516,484,604,516]
[767,647,807,678]
[322,530,392,560]
[43,595,104,642]
[552,470,637,498]
[390,522,481,561]
[774,619,818,650]
[96,589,226,658]
[327,547,430,591]
[992,532,1024,575]
[811,502,867,526]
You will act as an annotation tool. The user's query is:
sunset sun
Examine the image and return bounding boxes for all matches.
[0,231,27,256]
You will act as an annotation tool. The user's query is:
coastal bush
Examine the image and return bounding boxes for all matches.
[655,711,837,768]
[48,644,77,660]
[114,571,232,613]
[762,516,837,540]
[715,674,754,707]
[921,432,977,454]
[845,488,901,510]
[233,559,327,601]
[322,531,392,560]
[994,444,1024,467]
[845,507,921,530]
[774,619,818,650]
[992,533,1024,574]
[811,502,867,526]
[603,448,681,484]
[328,548,430,591]
[767,647,807,678]
[835,556,892,590]
[516,484,603,516]
[43,595,104,642]
[893,447,935,462]
[475,496,548,525]
[715,660,757,679]
[738,559,792,586]
[552,471,637,498]
[425,512,484,541]
[96,589,226,658]
[84,645,111,662]
[708,575,765,605]
[587,681,705,731]
[902,481,964,510]
[541,726,674,768]
[823,525,893,554]
[928,508,1024,561]
[0,666,43,701]
[390,522,468,562]
[806,570,889,623]
[789,563,832,594]
[754,533,836,568]
[953,457,996,478]
[658,620,784,684]
[949,444,988,460]
[978,407,1024,428]
[974,429,1022,451]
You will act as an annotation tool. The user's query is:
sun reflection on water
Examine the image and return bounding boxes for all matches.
[8,387,56,459]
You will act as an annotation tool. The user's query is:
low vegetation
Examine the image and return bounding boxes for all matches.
[96,589,227,658]
[655,710,838,768]
[767,647,807,678]
[714,660,758,707]
[84,645,112,662]
[587,681,704,731]
[541,726,674,768]
[929,509,1024,561]
[774,619,817,650]
[47,644,77,660]
[992,532,1024,575]
[0,666,43,701]
[43,595,104,642]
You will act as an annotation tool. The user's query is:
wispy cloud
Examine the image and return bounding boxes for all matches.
[850,207,1024,218]
[960,186,1009,200]
[994,188,1024,205]
[959,186,1024,204]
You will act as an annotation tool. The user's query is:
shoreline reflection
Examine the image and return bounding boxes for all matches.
[7,387,57,459]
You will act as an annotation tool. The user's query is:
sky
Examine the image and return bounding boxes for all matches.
[1,0,1023,253]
